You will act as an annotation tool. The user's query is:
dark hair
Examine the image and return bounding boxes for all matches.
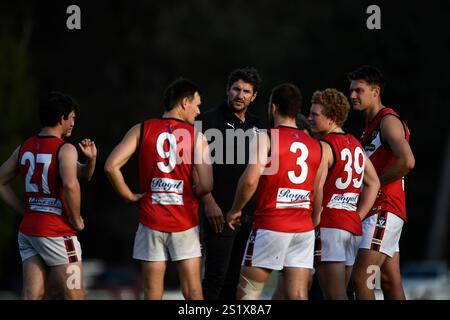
[347,65,386,95]
[227,67,262,93]
[38,91,80,127]
[296,113,312,134]
[270,83,302,118]
[163,77,201,111]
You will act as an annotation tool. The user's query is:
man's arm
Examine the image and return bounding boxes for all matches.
[312,142,328,227]
[193,132,213,197]
[59,143,84,231]
[77,138,97,181]
[104,124,146,203]
[379,115,415,184]
[0,147,25,215]
[226,132,269,230]
[357,155,380,220]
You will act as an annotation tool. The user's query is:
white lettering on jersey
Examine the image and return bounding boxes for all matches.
[28,196,63,215]
[151,178,184,205]
[151,193,184,205]
[326,192,359,211]
[276,187,311,209]
[365,132,382,158]
[151,178,184,193]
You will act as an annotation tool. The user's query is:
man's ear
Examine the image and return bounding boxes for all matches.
[58,115,65,125]
[251,91,258,102]
[271,103,277,114]
[372,85,381,98]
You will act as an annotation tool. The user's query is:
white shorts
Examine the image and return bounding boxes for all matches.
[314,228,361,266]
[18,232,82,266]
[359,211,403,258]
[133,224,201,262]
[242,229,315,270]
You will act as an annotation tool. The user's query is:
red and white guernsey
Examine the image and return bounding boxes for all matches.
[319,133,365,235]
[254,126,322,233]
[361,107,410,222]
[138,118,198,232]
[18,136,77,237]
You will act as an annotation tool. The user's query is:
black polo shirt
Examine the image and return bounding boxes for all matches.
[196,101,265,217]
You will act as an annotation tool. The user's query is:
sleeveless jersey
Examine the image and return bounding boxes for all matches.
[18,136,77,237]
[319,133,364,235]
[254,126,322,233]
[361,107,410,221]
[138,118,199,232]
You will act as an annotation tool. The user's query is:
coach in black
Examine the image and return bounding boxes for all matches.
[197,67,264,300]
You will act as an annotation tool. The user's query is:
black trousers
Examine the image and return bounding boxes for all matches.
[202,215,253,300]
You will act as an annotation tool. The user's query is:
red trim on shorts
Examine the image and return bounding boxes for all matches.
[64,237,79,263]
[244,229,257,267]
[370,211,388,252]
[313,228,322,267]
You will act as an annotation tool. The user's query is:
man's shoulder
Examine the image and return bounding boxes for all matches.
[246,111,264,128]
[196,105,223,129]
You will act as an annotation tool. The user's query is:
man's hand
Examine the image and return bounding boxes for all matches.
[204,199,225,233]
[127,192,147,208]
[78,139,97,160]
[70,216,85,232]
[226,211,242,230]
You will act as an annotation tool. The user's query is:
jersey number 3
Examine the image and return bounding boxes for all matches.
[288,141,309,184]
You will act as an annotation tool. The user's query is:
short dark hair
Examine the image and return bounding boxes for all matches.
[270,83,302,118]
[347,65,386,95]
[163,77,201,111]
[38,91,80,127]
[227,67,262,93]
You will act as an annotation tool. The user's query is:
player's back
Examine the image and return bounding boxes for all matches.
[17,135,76,237]
[320,133,365,235]
[254,126,322,233]
[138,118,198,232]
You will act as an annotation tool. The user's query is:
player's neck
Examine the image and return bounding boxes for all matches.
[275,117,296,129]
[163,110,184,122]
[364,102,384,122]
[233,109,246,122]
[39,127,63,138]
[329,124,344,134]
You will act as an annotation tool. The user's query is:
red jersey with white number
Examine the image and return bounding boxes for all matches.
[18,136,77,237]
[254,126,322,233]
[361,107,410,222]
[319,133,364,235]
[138,118,198,232]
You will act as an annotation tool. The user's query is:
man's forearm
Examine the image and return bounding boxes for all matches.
[105,168,135,202]
[79,158,96,181]
[0,184,25,215]
[230,180,256,213]
[379,159,411,185]
[64,182,82,229]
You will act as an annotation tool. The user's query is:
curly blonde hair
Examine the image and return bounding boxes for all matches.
[311,88,350,127]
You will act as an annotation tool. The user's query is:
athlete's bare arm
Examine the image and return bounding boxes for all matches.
[104,124,146,203]
[59,143,84,231]
[192,132,213,198]
[226,132,269,230]
[77,138,97,181]
[357,155,380,220]
[312,142,328,226]
[0,147,25,214]
[379,115,415,185]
